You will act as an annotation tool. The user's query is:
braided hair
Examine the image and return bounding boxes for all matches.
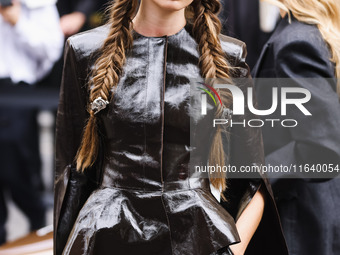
[76,0,234,194]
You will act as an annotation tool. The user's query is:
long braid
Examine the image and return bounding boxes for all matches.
[76,0,235,193]
[76,0,138,171]
[191,0,234,193]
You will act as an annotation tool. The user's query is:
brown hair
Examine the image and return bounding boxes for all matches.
[76,0,233,194]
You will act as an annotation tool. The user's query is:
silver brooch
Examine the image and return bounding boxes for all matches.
[222,106,233,119]
[91,97,109,114]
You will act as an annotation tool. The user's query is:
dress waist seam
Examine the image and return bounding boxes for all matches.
[98,185,210,193]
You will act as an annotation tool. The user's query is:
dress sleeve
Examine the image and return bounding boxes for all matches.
[53,38,101,255]
[219,42,289,255]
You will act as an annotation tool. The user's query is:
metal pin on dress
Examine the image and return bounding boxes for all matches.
[91,96,109,114]
[222,106,233,119]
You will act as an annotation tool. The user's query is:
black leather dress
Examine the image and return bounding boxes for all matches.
[54,23,288,255]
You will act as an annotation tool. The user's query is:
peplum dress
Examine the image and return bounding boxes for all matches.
[54,23,288,255]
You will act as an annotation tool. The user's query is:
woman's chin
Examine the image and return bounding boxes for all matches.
[150,0,194,12]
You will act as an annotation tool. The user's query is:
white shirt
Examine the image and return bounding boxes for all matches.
[259,1,280,33]
[0,0,64,84]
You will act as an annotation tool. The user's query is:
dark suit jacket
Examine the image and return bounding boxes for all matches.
[219,0,273,70]
[252,15,340,255]
[57,0,96,17]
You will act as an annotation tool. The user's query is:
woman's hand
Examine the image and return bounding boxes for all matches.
[0,1,21,26]
[230,186,266,255]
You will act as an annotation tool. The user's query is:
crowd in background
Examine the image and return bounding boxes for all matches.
[0,0,110,246]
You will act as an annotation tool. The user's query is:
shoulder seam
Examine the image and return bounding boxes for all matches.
[219,34,247,67]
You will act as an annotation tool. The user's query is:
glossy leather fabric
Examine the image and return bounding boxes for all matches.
[54,23,288,255]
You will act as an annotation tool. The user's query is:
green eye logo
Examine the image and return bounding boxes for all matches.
[197,82,223,107]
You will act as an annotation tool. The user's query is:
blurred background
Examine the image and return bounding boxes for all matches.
[0,0,279,253]
[0,0,113,248]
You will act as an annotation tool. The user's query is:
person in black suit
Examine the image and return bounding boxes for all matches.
[45,0,99,89]
[252,1,340,254]
[219,0,275,70]
[57,0,96,37]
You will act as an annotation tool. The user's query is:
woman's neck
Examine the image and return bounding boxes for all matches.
[132,1,187,37]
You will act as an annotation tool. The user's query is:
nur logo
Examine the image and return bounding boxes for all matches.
[198,82,312,117]
[197,82,223,115]
[196,81,312,128]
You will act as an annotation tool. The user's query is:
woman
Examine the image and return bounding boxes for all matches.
[252,0,340,254]
[54,0,288,254]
